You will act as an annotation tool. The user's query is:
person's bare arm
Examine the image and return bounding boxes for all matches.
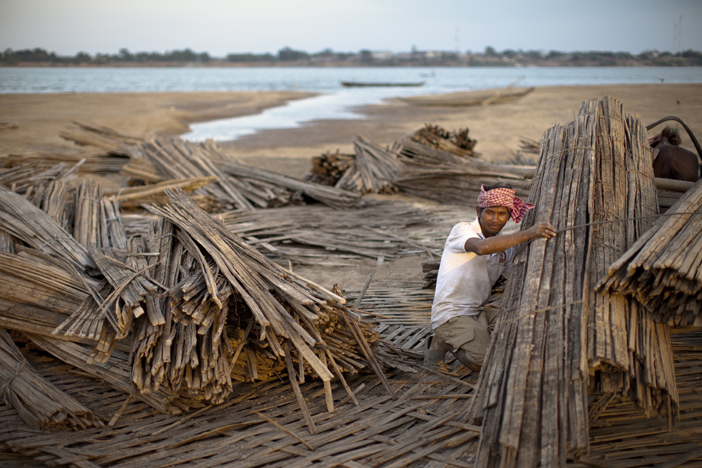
[464,222,556,255]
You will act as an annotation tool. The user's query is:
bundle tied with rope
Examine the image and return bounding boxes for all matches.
[470,96,678,467]
[597,177,702,326]
[0,329,105,430]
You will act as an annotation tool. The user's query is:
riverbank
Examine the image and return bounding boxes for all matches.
[0,91,316,155]
[224,83,702,177]
[2,84,700,175]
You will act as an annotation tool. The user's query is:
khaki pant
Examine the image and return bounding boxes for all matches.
[433,308,499,366]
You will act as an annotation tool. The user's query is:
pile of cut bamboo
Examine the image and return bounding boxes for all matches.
[0,176,391,419]
[308,150,354,186]
[114,198,444,268]
[335,136,404,194]
[60,121,363,211]
[405,124,478,158]
[123,137,361,210]
[307,124,535,205]
[0,184,96,271]
[0,153,397,421]
[0,250,89,337]
[216,200,439,265]
[598,178,702,326]
[470,97,678,467]
[2,151,129,176]
[60,120,143,156]
[0,160,82,197]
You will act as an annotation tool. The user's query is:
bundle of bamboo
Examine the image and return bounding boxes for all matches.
[397,138,478,168]
[103,176,217,210]
[393,166,532,205]
[0,250,89,338]
[0,329,104,430]
[308,150,354,186]
[125,136,258,210]
[24,179,71,227]
[598,178,702,326]
[218,156,361,210]
[2,151,128,175]
[60,120,143,156]
[470,97,677,467]
[0,160,82,196]
[335,136,404,194]
[0,185,96,271]
[119,136,362,211]
[394,126,532,197]
[404,124,477,159]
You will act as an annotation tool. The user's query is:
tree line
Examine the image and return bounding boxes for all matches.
[2,46,701,66]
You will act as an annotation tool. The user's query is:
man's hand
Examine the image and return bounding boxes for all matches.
[525,222,557,240]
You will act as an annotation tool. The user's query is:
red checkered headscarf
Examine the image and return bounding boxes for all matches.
[477,185,534,223]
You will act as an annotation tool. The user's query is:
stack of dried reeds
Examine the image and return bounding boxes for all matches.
[0,329,105,430]
[2,152,128,175]
[308,150,354,186]
[0,250,89,337]
[60,120,143,156]
[404,124,477,159]
[123,136,257,210]
[218,157,361,210]
[0,182,391,416]
[124,188,389,412]
[598,178,702,326]
[0,178,183,412]
[215,200,437,265]
[0,160,83,196]
[119,136,362,211]
[393,165,532,205]
[335,136,404,194]
[306,125,534,205]
[103,176,218,210]
[470,97,678,467]
[393,130,534,203]
[0,184,96,272]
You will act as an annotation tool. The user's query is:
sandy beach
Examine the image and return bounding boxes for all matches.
[1,83,701,289]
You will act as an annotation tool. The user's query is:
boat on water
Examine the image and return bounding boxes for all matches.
[395,86,535,107]
[340,81,425,88]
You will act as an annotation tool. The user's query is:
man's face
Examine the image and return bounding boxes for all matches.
[476,206,510,237]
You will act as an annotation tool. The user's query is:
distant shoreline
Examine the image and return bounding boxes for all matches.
[3,61,702,69]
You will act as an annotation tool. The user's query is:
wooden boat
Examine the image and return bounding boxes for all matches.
[340,81,425,88]
[396,86,534,107]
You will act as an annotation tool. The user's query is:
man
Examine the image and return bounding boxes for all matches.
[425,183,556,371]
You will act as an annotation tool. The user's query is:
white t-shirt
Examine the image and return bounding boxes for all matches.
[430,218,514,330]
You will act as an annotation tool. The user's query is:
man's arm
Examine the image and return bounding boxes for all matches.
[465,222,556,255]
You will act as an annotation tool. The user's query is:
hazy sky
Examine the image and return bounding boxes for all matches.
[1,0,701,57]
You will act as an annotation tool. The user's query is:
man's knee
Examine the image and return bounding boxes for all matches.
[434,315,491,366]
[456,331,490,366]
